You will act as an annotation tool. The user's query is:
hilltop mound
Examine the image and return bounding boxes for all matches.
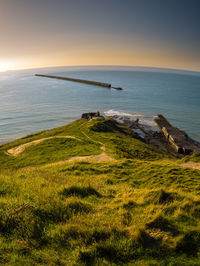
[89,117,137,136]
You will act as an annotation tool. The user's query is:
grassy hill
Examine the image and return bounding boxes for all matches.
[0,117,200,265]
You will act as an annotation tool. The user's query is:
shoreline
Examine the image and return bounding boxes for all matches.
[1,112,200,156]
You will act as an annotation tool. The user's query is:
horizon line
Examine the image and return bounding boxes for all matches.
[1,64,200,75]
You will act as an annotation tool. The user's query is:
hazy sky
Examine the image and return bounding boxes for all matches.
[0,0,199,71]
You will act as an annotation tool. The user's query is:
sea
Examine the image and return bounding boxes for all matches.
[0,66,200,144]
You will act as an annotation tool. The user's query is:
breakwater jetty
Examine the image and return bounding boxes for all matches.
[35,74,122,90]
[154,115,200,155]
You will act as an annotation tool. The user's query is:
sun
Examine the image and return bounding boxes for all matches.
[0,64,7,72]
[0,60,17,72]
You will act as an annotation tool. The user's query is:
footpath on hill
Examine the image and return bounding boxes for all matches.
[5,118,200,170]
[6,119,115,163]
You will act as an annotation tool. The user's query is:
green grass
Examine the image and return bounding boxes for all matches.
[0,117,199,265]
[181,152,200,163]
[85,117,169,161]
[0,119,101,169]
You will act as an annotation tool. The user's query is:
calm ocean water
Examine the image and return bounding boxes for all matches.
[0,66,200,144]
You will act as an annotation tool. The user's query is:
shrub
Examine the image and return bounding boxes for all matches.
[61,186,102,198]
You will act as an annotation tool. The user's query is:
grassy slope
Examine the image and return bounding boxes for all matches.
[0,117,200,265]
[0,119,101,168]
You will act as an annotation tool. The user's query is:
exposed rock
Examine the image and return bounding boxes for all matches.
[81,112,101,119]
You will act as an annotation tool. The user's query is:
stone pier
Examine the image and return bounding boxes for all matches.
[35,74,112,88]
[154,114,200,154]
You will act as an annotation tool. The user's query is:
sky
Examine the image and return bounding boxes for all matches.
[0,0,199,72]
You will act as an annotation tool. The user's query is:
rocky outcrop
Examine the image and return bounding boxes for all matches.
[81,112,101,119]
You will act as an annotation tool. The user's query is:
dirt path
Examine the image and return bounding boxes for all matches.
[67,152,113,162]
[79,120,106,151]
[44,152,114,167]
[44,119,115,165]
[7,119,115,163]
[70,119,114,162]
[180,162,200,171]
[7,136,81,156]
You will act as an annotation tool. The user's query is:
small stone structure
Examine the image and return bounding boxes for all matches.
[154,114,200,154]
[81,112,101,119]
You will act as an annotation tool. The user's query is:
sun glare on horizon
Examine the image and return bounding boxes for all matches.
[0,60,15,72]
[0,64,8,72]
[0,60,26,72]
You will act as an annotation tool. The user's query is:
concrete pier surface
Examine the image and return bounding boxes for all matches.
[154,114,200,154]
[35,74,113,88]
